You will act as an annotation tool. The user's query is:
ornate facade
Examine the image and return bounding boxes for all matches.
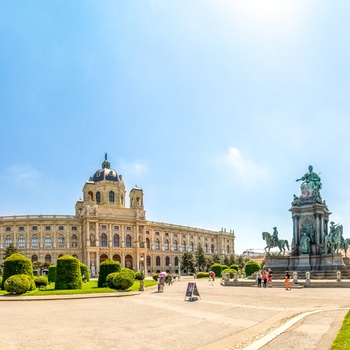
[0,155,235,275]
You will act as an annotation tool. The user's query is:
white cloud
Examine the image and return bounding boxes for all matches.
[222,147,269,188]
[5,164,41,188]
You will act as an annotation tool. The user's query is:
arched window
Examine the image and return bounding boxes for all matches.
[146,238,150,249]
[113,254,121,262]
[156,256,161,266]
[31,255,38,263]
[109,191,115,203]
[45,254,52,263]
[211,244,215,253]
[164,239,169,251]
[18,235,25,248]
[31,235,39,248]
[96,191,101,204]
[175,256,179,267]
[227,245,230,254]
[45,235,52,248]
[71,234,78,248]
[58,234,65,248]
[100,254,108,263]
[204,243,208,253]
[100,233,107,247]
[5,235,12,248]
[125,254,132,268]
[182,241,186,252]
[165,256,170,266]
[113,234,119,247]
[190,242,194,252]
[88,191,93,201]
[154,238,160,250]
[147,255,151,266]
[173,240,178,251]
[125,234,132,248]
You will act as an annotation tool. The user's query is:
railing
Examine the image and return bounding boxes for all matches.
[0,215,77,220]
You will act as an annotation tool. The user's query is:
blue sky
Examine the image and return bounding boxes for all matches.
[1,1,350,254]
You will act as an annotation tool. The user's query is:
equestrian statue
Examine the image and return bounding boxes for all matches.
[262,227,289,255]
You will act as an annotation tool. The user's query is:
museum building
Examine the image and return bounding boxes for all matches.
[0,156,235,276]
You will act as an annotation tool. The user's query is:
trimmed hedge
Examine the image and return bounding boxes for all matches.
[55,255,82,290]
[152,273,159,281]
[4,274,32,294]
[98,260,122,287]
[1,253,34,290]
[106,272,120,288]
[244,260,261,277]
[48,264,56,283]
[196,272,209,279]
[222,268,236,278]
[210,263,223,278]
[112,272,134,290]
[34,276,48,288]
[135,272,145,281]
[230,264,239,271]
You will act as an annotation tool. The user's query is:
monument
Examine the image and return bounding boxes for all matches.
[263,165,350,278]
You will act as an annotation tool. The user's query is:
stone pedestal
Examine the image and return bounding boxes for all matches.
[298,254,311,269]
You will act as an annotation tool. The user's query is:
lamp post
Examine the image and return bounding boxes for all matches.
[139,255,145,291]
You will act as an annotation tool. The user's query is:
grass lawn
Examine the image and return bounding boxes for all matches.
[0,279,158,296]
[331,310,350,349]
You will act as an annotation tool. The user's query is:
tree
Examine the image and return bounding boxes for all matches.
[180,252,196,275]
[211,254,222,264]
[223,255,231,267]
[4,244,18,259]
[195,243,207,272]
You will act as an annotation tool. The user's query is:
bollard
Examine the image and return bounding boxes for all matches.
[234,273,238,282]
[337,270,341,282]
[305,271,311,284]
[293,271,298,283]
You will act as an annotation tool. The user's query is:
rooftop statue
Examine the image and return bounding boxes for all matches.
[296,165,322,202]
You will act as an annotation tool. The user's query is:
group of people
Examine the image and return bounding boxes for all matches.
[257,268,291,291]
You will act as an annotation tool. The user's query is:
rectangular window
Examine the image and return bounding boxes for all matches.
[126,226,131,231]
[59,226,64,231]
[101,225,107,230]
[155,231,159,235]
[32,226,38,231]
[146,230,150,234]
[114,226,119,230]
[45,226,51,231]
[6,227,11,231]
[164,232,169,236]
[72,226,77,231]
[19,227,24,231]
[173,233,177,237]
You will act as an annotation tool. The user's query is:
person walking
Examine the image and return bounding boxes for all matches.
[257,270,262,288]
[268,268,273,288]
[285,271,291,290]
[263,270,268,288]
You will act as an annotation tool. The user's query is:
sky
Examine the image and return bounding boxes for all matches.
[1,1,350,254]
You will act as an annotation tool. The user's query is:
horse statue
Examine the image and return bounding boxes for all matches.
[325,224,345,254]
[262,231,289,255]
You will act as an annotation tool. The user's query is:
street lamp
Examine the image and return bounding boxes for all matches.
[139,255,145,291]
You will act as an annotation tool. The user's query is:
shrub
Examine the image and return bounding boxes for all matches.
[244,260,261,277]
[98,260,122,287]
[230,264,239,271]
[106,272,120,288]
[135,272,145,281]
[80,263,90,282]
[0,276,2,288]
[1,253,34,290]
[34,276,48,289]
[222,268,236,278]
[48,264,56,283]
[112,272,134,290]
[196,272,205,278]
[121,268,135,279]
[221,264,229,271]
[55,255,82,290]
[4,274,31,294]
[210,263,223,278]
[152,273,159,281]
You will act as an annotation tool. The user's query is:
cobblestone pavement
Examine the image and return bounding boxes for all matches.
[0,277,349,350]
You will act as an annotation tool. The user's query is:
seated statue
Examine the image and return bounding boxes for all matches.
[296,165,322,200]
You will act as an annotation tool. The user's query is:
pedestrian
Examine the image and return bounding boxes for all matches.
[263,270,267,288]
[211,271,215,281]
[208,271,212,281]
[285,271,291,290]
[158,276,165,293]
[268,268,273,288]
[257,270,262,288]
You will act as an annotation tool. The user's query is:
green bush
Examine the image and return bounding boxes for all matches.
[244,260,261,277]
[222,268,236,278]
[4,274,31,294]
[80,263,90,282]
[34,276,48,288]
[135,272,145,280]
[112,272,134,290]
[0,276,2,288]
[1,253,34,289]
[196,272,205,278]
[121,268,135,279]
[106,272,120,288]
[230,264,239,271]
[221,264,229,271]
[210,263,222,278]
[152,273,159,281]
[98,260,122,287]
[55,255,82,290]
[48,264,56,283]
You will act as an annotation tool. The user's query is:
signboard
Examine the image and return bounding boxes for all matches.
[184,282,201,301]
